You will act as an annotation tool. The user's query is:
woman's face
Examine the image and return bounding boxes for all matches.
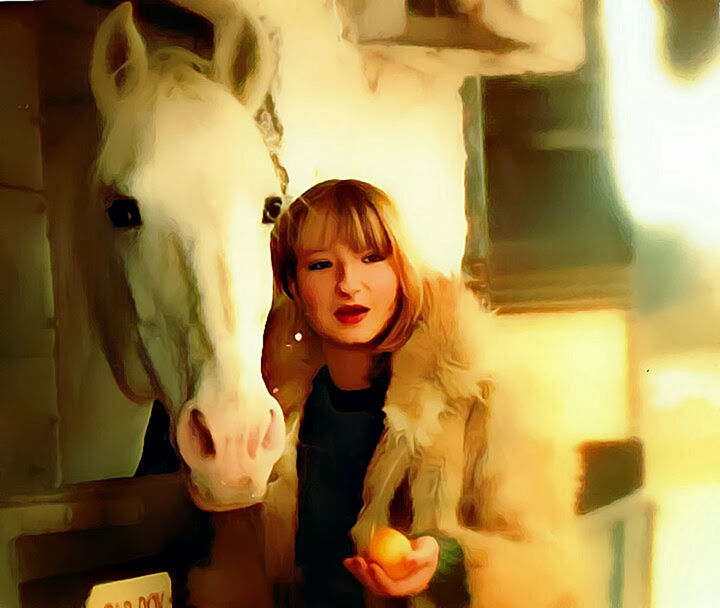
[293,232,399,348]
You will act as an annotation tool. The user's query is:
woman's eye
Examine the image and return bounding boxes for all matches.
[308,260,332,271]
[106,197,142,228]
[362,253,385,263]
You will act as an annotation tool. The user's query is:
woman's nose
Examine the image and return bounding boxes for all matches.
[336,261,362,295]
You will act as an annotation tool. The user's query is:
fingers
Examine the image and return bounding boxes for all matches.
[405,535,440,570]
[344,557,387,597]
[367,562,435,597]
[409,536,440,560]
[343,556,368,583]
[343,556,362,573]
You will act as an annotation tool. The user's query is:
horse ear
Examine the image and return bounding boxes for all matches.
[212,12,277,115]
[90,1,149,119]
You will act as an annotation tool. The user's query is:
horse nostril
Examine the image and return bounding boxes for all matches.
[189,409,215,458]
[261,407,278,450]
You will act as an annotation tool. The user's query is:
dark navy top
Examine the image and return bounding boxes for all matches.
[294,366,469,608]
[295,366,390,607]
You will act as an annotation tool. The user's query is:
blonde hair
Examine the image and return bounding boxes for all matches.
[270,179,423,353]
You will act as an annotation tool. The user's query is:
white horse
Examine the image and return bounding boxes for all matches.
[84,1,286,511]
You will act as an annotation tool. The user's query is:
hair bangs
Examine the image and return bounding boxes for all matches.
[296,196,392,258]
[334,198,392,257]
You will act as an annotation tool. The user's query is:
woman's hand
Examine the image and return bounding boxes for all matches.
[343,535,440,597]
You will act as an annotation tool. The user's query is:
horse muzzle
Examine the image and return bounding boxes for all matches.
[175,397,285,511]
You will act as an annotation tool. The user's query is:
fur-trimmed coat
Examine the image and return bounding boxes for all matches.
[251,274,583,607]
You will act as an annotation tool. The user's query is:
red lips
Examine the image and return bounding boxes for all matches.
[334,305,370,325]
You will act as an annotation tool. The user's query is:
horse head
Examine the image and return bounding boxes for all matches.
[85,1,285,510]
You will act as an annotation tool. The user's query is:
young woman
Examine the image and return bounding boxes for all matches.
[265,179,582,608]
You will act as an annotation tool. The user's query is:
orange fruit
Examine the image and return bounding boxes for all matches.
[367,527,413,580]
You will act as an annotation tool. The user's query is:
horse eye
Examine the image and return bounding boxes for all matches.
[262,196,283,224]
[107,197,142,228]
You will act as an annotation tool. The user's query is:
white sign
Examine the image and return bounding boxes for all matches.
[85,572,172,608]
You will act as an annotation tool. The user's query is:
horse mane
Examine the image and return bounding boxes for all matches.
[97,44,219,131]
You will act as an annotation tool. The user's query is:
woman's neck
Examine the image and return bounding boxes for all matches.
[322,341,374,390]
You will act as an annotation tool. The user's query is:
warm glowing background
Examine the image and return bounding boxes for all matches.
[602,1,720,606]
